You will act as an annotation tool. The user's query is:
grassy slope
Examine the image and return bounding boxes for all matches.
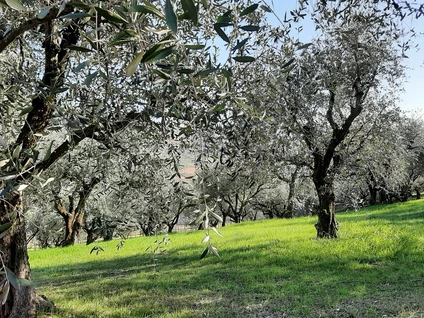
[30,200,424,318]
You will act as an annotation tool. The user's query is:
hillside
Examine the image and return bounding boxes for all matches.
[30,199,424,318]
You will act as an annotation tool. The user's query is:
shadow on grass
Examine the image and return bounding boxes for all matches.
[337,199,424,224]
[31,200,424,317]
[33,234,424,317]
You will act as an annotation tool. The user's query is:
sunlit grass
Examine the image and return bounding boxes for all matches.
[30,199,424,317]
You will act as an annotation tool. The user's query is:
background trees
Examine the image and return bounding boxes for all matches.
[0,0,227,314]
[402,116,424,199]
[0,0,422,316]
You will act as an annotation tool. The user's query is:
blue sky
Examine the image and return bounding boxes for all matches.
[265,0,424,116]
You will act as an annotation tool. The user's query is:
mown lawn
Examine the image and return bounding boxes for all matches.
[30,199,424,317]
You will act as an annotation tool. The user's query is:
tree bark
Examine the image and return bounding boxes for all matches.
[0,18,80,317]
[84,216,101,245]
[0,5,75,53]
[368,184,377,206]
[367,170,378,205]
[302,79,365,237]
[60,212,83,247]
[221,213,227,227]
[102,229,114,241]
[54,177,100,247]
[0,192,34,317]
[0,192,54,317]
[309,146,340,238]
[314,183,339,238]
[286,166,300,218]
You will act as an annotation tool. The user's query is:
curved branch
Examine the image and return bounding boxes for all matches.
[16,21,81,150]
[0,5,75,53]
[33,112,147,175]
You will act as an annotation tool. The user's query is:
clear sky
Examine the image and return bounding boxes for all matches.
[264,0,424,117]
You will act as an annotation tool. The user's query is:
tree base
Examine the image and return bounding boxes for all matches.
[315,209,339,238]
[35,294,56,313]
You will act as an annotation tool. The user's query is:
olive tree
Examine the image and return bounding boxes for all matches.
[259,1,406,237]
[0,0,238,314]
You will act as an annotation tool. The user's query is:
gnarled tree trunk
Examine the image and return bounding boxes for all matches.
[54,177,100,247]
[0,18,80,317]
[310,149,341,239]
[366,170,378,205]
[0,192,55,318]
[286,166,300,218]
[314,183,339,238]
[0,192,36,318]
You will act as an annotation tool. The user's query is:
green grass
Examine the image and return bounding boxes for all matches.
[29,200,424,317]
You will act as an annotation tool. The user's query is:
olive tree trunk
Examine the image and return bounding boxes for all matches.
[0,19,80,317]
[302,84,365,238]
[54,177,101,247]
[314,182,339,238]
[0,192,54,318]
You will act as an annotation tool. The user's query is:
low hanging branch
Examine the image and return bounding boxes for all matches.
[32,112,149,177]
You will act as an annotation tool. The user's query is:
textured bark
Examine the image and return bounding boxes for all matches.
[301,71,366,238]
[84,216,102,245]
[286,167,300,218]
[102,229,114,241]
[314,183,339,238]
[16,22,79,150]
[368,184,377,206]
[309,147,341,238]
[0,19,80,317]
[0,5,74,53]
[0,193,46,318]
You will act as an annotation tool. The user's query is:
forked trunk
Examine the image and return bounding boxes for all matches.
[0,192,54,318]
[314,183,339,238]
[60,212,84,247]
[54,177,100,247]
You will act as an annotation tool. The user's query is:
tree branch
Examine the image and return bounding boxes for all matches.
[326,90,338,131]
[16,21,81,150]
[32,112,147,176]
[0,5,75,53]
[53,195,71,218]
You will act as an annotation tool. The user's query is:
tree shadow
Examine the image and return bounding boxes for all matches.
[33,231,424,318]
[337,200,424,224]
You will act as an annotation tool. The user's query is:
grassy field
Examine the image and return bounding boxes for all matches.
[30,200,424,318]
